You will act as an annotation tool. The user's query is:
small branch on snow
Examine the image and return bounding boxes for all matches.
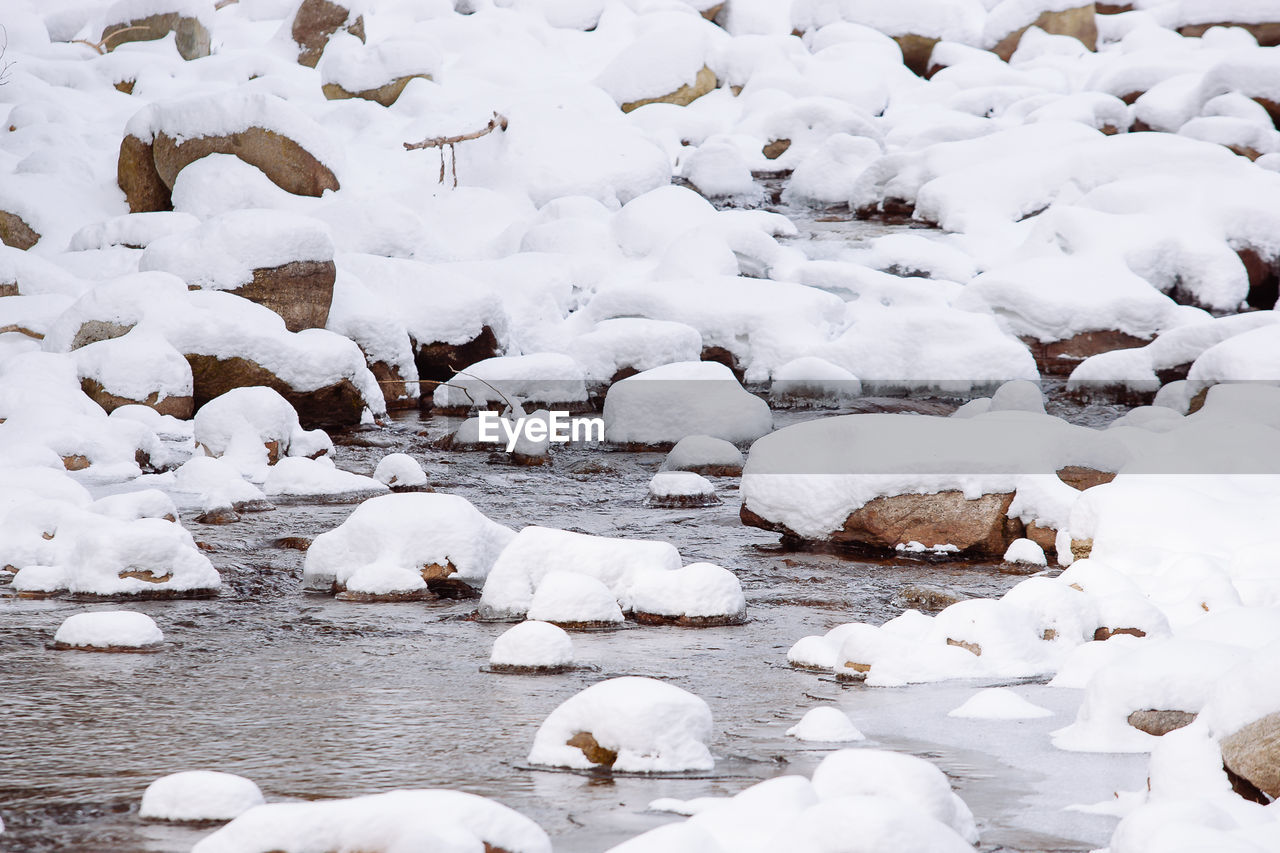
[402,112,508,188]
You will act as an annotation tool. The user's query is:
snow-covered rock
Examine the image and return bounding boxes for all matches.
[139,771,264,822]
[603,361,772,446]
[785,707,866,742]
[629,562,747,626]
[372,453,429,491]
[526,571,626,628]
[528,677,715,772]
[661,435,744,476]
[489,621,575,673]
[948,688,1053,719]
[646,471,720,508]
[52,610,164,651]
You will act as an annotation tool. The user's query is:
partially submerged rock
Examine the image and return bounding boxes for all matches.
[140,771,264,822]
[646,471,720,508]
[630,562,747,626]
[489,621,576,673]
[52,610,164,652]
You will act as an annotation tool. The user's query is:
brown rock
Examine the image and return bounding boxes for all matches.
[1096,3,1133,12]
[621,65,717,113]
[195,507,240,524]
[224,259,335,333]
[102,12,211,61]
[321,75,431,107]
[0,210,40,250]
[990,4,1098,62]
[62,454,91,471]
[1093,626,1146,641]
[0,282,18,297]
[566,731,618,767]
[152,126,340,199]
[1025,522,1058,555]
[115,79,136,95]
[292,0,366,67]
[762,138,792,160]
[81,378,194,419]
[1127,709,1197,736]
[898,584,967,612]
[186,353,367,429]
[631,611,747,627]
[894,34,940,77]
[700,3,724,22]
[52,641,162,653]
[420,562,456,582]
[1071,538,1094,560]
[1179,22,1280,47]
[947,637,982,656]
[119,569,175,583]
[272,536,312,550]
[646,492,721,509]
[1056,466,1117,491]
[1220,712,1280,799]
[414,325,501,383]
[1022,329,1151,376]
[369,360,417,410]
[72,320,136,350]
[118,134,173,214]
[335,588,433,602]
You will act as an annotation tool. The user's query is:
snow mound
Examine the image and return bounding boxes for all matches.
[527,677,715,772]
[769,357,862,408]
[661,435,744,475]
[373,453,428,489]
[139,771,264,822]
[191,789,551,853]
[647,471,720,508]
[261,456,389,502]
[526,571,625,626]
[1004,538,1048,566]
[193,387,332,477]
[603,361,772,446]
[786,707,866,742]
[53,611,164,650]
[947,688,1053,719]
[490,621,575,672]
[303,493,515,595]
[629,562,746,624]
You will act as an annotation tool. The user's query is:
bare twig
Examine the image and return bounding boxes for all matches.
[403,112,508,188]
[0,26,14,86]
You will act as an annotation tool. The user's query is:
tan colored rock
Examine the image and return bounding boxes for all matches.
[947,637,982,656]
[1056,466,1117,491]
[1093,625,1145,641]
[566,731,618,767]
[762,138,791,160]
[990,5,1098,62]
[186,353,366,429]
[1179,22,1280,47]
[1071,538,1094,560]
[0,210,40,250]
[898,584,967,612]
[700,3,725,22]
[223,259,335,333]
[895,34,939,77]
[118,134,173,214]
[63,454,91,471]
[1220,712,1280,799]
[70,320,136,351]
[81,378,194,420]
[620,65,717,113]
[742,490,1023,557]
[292,0,366,67]
[1127,709,1197,737]
[152,126,340,199]
[1025,522,1058,555]
[1022,329,1151,376]
[0,282,17,297]
[322,75,431,108]
[102,12,211,61]
[119,568,174,584]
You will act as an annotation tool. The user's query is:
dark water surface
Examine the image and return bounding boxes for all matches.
[0,402,1145,853]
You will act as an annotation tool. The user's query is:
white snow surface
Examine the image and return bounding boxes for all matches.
[490,621,575,669]
[526,571,625,624]
[139,771,264,822]
[629,562,746,619]
[647,470,716,499]
[661,435,744,472]
[53,611,164,649]
[948,688,1053,719]
[785,707,866,742]
[603,361,772,445]
[527,676,715,772]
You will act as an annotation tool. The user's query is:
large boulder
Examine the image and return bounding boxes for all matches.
[1220,714,1280,800]
[100,0,213,61]
[0,209,40,250]
[291,0,366,67]
[140,211,336,332]
[986,2,1098,62]
[595,25,717,113]
[118,92,341,213]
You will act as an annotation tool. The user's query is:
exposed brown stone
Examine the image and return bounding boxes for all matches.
[1251,97,1280,131]
[990,5,1098,62]
[631,610,747,627]
[71,320,136,351]
[894,34,940,77]
[1025,522,1058,555]
[620,65,717,113]
[414,325,501,384]
[1220,712,1280,799]
[335,588,433,602]
[1094,626,1146,641]
[152,127,340,198]
[114,79,136,95]
[668,462,742,477]
[420,562,456,582]
[489,662,574,674]
[1056,466,1117,491]
[272,536,312,551]
[1239,247,1280,310]
[322,75,432,108]
[118,134,173,214]
[186,353,367,429]
[52,641,162,653]
[195,507,240,524]
[62,455,91,471]
[292,0,365,67]
[1096,3,1133,12]
[102,12,211,60]
[1179,21,1280,47]
[221,259,335,333]
[81,378,194,419]
[370,360,417,410]
[566,731,618,767]
[1127,709,1198,736]
[0,210,40,250]
[119,568,175,583]
[1071,538,1094,560]
[700,345,745,382]
[898,584,967,612]
[1022,329,1152,376]
[0,283,18,297]
[762,138,792,160]
[700,3,724,21]
[947,637,982,656]
[1043,628,1057,641]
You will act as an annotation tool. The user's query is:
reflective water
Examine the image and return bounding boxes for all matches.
[0,404,1145,852]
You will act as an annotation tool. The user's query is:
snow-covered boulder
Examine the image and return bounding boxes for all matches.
[489,621,575,673]
[630,562,746,626]
[291,0,365,67]
[768,357,862,408]
[785,707,866,742]
[646,471,720,508]
[661,435,744,476]
[528,677,715,772]
[140,210,337,333]
[118,91,341,213]
[1004,538,1048,566]
[596,25,717,113]
[320,37,439,106]
[139,771,264,822]
[52,610,164,651]
[193,387,331,474]
[526,571,625,628]
[373,453,429,491]
[564,318,704,388]
[603,361,772,446]
[100,0,213,61]
[75,331,194,419]
[985,1,1099,61]
[476,526,684,621]
[303,493,515,598]
[1202,641,1280,800]
[262,456,389,504]
[948,688,1053,719]
[432,354,588,413]
[191,790,550,853]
